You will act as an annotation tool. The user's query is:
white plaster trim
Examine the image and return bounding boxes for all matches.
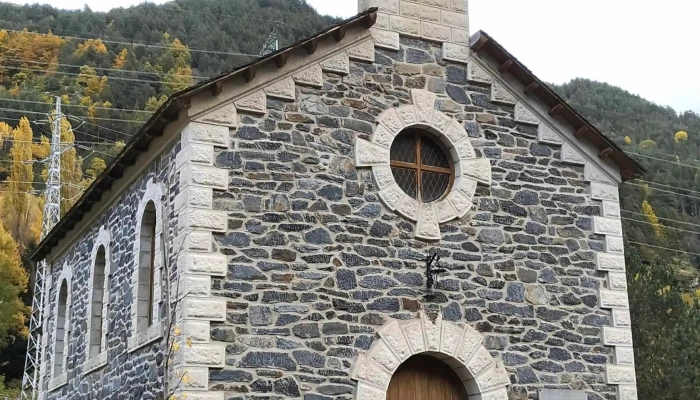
[131,179,166,336]
[85,225,111,361]
[354,89,489,240]
[351,312,509,400]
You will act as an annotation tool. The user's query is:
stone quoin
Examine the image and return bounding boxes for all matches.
[31,1,643,399]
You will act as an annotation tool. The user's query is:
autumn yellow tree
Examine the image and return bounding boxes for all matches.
[112,48,128,69]
[0,222,29,350]
[160,35,194,96]
[624,136,632,145]
[0,29,64,83]
[59,118,84,215]
[674,130,688,143]
[642,200,664,239]
[640,139,656,150]
[74,38,107,58]
[1,118,42,251]
[76,65,108,99]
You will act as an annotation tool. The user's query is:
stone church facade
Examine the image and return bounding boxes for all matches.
[33,1,642,400]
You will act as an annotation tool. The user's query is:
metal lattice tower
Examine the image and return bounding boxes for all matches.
[259,22,281,56]
[21,97,62,400]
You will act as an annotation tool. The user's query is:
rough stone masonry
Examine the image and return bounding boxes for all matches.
[37,1,638,400]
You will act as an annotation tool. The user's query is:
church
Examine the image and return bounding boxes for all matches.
[31,1,643,399]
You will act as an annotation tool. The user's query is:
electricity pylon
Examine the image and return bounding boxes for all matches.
[21,97,62,400]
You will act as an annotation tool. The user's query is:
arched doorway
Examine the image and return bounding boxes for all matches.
[387,355,468,400]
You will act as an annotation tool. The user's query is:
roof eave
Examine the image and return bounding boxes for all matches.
[30,8,379,262]
[470,30,645,181]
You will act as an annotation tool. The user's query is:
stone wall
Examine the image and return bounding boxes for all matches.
[199,34,629,400]
[42,140,181,400]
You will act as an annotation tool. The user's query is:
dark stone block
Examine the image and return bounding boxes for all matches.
[406,48,434,64]
[305,227,333,245]
[293,323,320,339]
[229,264,266,280]
[209,369,253,382]
[532,360,564,373]
[239,352,297,371]
[446,65,467,84]
[446,85,471,104]
[293,350,326,368]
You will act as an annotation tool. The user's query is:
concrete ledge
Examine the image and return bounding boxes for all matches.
[128,321,164,353]
[81,351,108,375]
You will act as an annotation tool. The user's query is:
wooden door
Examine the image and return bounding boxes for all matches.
[387,355,469,400]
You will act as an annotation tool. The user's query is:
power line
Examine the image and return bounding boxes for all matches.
[0,97,153,114]
[622,216,700,236]
[629,241,700,258]
[0,107,49,116]
[622,210,700,229]
[638,179,700,196]
[0,28,262,58]
[627,151,700,172]
[0,55,210,80]
[65,116,134,136]
[625,182,700,201]
[0,64,193,86]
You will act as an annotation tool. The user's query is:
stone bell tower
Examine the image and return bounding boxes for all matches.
[359,0,470,62]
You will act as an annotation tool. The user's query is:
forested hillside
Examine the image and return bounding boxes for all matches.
[0,1,696,398]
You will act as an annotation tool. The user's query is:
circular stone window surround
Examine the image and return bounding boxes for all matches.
[354,89,492,241]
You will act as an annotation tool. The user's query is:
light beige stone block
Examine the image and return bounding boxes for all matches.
[402,2,441,22]
[441,9,467,27]
[369,340,401,372]
[179,253,227,276]
[538,123,563,144]
[182,122,228,147]
[442,42,470,64]
[175,186,213,211]
[613,309,632,327]
[348,39,376,62]
[402,319,426,354]
[292,64,323,88]
[615,346,635,365]
[561,142,587,165]
[181,344,225,367]
[379,320,412,361]
[422,21,451,42]
[180,164,228,190]
[264,77,296,101]
[606,364,637,384]
[591,182,620,201]
[491,81,516,104]
[234,90,266,114]
[606,235,625,253]
[602,327,633,346]
[371,28,400,51]
[390,15,421,37]
[593,216,623,236]
[603,200,622,218]
[514,102,540,125]
[180,209,227,232]
[195,102,238,127]
[467,62,493,84]
[355,138,390,167]
[352,354,392,389]
[320,52,350,75]
[183,320,211,343]
[608,272,628,291]
[596,252,626,272]
[440,321,464,355]
[619,386,638,400]
[600,289,629,309]
[182,298,227,321]
[452,27,469,45]
[585,162,615,184]
[415,204,441,240]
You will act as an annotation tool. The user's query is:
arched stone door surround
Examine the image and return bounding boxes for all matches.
[350,312,510,400]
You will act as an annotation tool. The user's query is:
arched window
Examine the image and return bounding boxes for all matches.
[89,245,107,357]
[129,180,164,351]
[54,279,69,376]
[137,200,157,331]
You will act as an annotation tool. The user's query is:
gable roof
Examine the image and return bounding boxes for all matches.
[470,30,644,181]
[30,8,378,261]
[31,10,641,261]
